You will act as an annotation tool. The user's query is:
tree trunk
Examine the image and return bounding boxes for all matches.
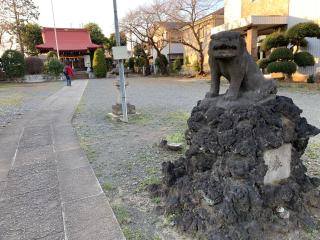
[12,0,24,55]
[141,50,151,76]
[199,51,205,75]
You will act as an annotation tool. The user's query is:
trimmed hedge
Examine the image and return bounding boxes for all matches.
[46,59,64,76]
[269,47,293,62]
[93,48,107,78]
[294,51,315,67]
[257,58,270,70]
[267,61,297,75]
[47,51,58,60]
[173,58,182,72]
[155,54,168,67]
[261,32,289,51]
[25,56,44,74]
[1,50,25,79]
[287,22,320,42]
[135,57,145,68]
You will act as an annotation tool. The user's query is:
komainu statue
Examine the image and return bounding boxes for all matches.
[207,31,276,101]
[154,30,320,240]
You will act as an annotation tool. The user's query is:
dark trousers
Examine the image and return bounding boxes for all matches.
[65,74,71,86]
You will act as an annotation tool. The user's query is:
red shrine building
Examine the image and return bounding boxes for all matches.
[36,28,101,70]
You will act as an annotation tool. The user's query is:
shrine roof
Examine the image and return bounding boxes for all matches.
[36,27,102,51]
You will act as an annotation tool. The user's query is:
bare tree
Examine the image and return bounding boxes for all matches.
[0,0,39,55]
[165,0,222,74]
[121,1,170,75]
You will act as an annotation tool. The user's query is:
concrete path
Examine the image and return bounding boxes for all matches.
[0,80,125,240]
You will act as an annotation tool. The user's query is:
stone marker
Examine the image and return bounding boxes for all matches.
[153,31,320,240]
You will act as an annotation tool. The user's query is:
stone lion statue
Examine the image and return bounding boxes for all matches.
[207,31,276,101]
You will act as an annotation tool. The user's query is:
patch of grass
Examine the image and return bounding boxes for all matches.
[123,226,146,240]
[278,81,320,92]
[166,131,185,144]
[0,94,24,106]
[102,182,113,192]
[112,205,130,225]
[129,113,153,125]
[304,142,320,160]
[161,111,189,125]
[151,197,161,204]
[79,136,97,162]
[136,175,161,193]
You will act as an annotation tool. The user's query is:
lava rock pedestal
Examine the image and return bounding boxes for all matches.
[160,95,320,239]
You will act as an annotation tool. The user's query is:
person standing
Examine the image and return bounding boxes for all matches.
[64,64,74,86]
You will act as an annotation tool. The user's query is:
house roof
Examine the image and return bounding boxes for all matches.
[36,28,101,51]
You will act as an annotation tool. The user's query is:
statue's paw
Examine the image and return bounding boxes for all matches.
[223,93,238,101]
[205,92,218,98]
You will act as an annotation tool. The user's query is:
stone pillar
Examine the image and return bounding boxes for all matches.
[246,27,258,60]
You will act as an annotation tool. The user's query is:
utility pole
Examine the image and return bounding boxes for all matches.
[50,0,60,59]
[112,0,128,122]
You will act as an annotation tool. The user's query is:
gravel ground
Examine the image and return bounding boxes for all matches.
[72,77,320,240]
[0,81,64,127]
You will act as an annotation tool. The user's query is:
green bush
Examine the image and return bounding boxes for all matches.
[173,58,182,72]
[127,57,135,71]
[294,51,315,67]
[93,48,107,78]
[184,56,190,65]
[1,50,25,79]
[25,56,44,74]
[106,57,113,72]
[269,47,293,62]
[155,54,168,67]
[135,56,145,68]
[287,22,320,46]
[257,58,270,70]
[46,59,64,76]
[47,51,58,60]
[307,74,315,83]
[192,60,200,72]
[267,61,297,75]
[261,32,289,51]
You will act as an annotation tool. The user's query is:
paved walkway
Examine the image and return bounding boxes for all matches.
[0,80,125,240]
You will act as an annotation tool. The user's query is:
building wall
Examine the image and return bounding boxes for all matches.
[224,0,242,23]
[183,16,224,72]
[241,0,289,18]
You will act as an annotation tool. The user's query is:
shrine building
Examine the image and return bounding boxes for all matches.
[36,27,101,70]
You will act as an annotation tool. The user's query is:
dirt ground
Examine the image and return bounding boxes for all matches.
[72,77,320,240]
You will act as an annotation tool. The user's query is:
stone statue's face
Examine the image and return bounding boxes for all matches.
[211,32,243,59]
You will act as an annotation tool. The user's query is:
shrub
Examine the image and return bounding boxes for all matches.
[1,50,25,79]
[25,56,44,74]
[173,58,182,72]
[192,60,200,72]
[261,32,289,51]
[127,57,135,71]
[267,61,297,76]
[307,74,315,83]
[184,56,190,65]
[294,51,315,67]
[93,48,107,78]
[135,56,145,68]
[269,47,294,62]
[287,22,320,46]
[257,58,270,70]
[106,57,113,72]
[155,54,168,67]
[47,51,58,60]
[46,59,64,76]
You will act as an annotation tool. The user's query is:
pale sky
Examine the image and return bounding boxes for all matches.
[33,0,151,37]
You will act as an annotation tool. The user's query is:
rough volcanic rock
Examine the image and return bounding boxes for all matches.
[159,96,320,239]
